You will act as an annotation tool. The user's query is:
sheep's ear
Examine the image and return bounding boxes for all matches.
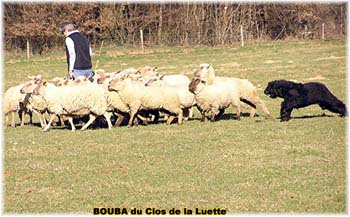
[97,77,104,84]
[43,81,48,86]
[153,66,158,71]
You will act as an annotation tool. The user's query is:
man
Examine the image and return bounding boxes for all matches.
[60,22,93,79]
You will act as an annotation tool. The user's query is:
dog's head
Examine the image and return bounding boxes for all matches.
[264,80,282,98]
[264,80,303,99]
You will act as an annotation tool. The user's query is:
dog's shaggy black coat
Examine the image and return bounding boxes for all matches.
[264,80,347,121]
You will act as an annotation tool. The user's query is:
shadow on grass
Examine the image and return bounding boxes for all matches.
[189,112,257,122]
[25,112,341,130]
[277,113,338,121]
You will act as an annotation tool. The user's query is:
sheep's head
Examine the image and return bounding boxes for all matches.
[95,69,105,75]
[28,74,43,84]
[188,77,205,93]
[144,76,163,86]
[50,77,66,86]
[128,73,143,81]
[111,68,139,80]
[139,66,158,77]
[108,76,126,92]
[33,81,48,95]
[21,75,43,94]
[93,69,106,84]
[194,64,215,84]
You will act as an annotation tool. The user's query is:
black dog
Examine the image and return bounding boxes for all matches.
[264,80,347,121]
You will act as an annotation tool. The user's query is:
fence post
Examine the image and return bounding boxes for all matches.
[340,23,343,35]
[140,29,144,53]
[26,39,30,61]
[321,23,325,40]
[240,25,244,47]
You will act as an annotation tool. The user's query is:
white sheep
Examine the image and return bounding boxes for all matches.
[20,75,66,129]
[189,77,242,121]
[93,69,154,126]
[21,80,112,131]
[145,76,195,120]
[3,83,32,127]
[94,71,132,127]
[26,94,47,128]
[108,77,183,127]
[194,63,271,117]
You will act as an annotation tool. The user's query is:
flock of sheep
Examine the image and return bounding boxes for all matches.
[4,64,272,131]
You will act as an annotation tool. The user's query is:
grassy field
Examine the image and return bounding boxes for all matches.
[3,40,347,213]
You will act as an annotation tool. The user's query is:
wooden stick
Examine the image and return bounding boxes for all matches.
[26,39,30,61]
[322,23,325,40]
[240,25,244,47]
[140,29,144,53]
[95,40,104,70]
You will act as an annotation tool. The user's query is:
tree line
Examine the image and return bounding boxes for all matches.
[3,3,346,54]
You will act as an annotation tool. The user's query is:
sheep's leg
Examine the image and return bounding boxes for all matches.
[59,115,65,126]
[136,114,148,125]
[114,114,125,127]
[133,118,139,126]
[236,106,241,120]
[5,114,8,127]
[20,110,25,127]
[128,110,137,128]
[249,108,256,118]
[32,110,44,128]
[5,113,10,127]
[163,114,169,121]
[177,110,183,125]
[166,115,175,125]
[81,114,96,131]
[11,112,15,127]
[210,110,218,121]
[43,114,56,132]
[200,111,207,122]
[103,112,113,129]
[250,94,271,117]
[29,111,33,125]
[188,107,194,119]
[68,117,76,131]
[41,113,47,128]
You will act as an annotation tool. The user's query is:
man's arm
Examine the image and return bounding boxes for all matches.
[89,46,93,56]
[65,37,76,72]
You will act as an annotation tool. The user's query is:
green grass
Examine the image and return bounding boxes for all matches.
[3,40,347,213]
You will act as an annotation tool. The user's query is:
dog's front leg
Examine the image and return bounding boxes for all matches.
[280,100,293,121]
